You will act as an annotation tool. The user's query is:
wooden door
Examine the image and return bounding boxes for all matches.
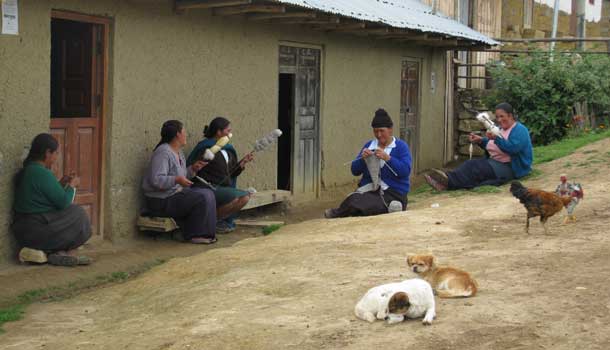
[400,61,420,171]
[50,18,104,234]
[279,46,321,195]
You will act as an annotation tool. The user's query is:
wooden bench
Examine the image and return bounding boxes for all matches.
[137,190,291,233]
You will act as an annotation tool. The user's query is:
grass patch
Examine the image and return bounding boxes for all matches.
[262,224,283,235]
[533,130,610,165]
[447,185,502,198]
[0,258,166,333]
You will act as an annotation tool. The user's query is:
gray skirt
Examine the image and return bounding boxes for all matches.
[12,204,92,252]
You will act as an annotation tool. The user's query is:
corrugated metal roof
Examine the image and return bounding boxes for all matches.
[275,0,499,46]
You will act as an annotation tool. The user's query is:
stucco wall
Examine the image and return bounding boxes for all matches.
[0,0,448,264]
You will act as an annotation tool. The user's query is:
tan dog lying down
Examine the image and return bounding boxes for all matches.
[407,255,478,298]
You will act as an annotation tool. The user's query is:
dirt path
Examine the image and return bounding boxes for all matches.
[2,139,610,350]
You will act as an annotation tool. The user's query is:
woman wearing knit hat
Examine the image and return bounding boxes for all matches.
[325,108,412,218]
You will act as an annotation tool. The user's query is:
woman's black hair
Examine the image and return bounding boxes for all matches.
[203,117,230,139]
[495,102,518,120]
[154,120,184,150]
[15,133,59,187]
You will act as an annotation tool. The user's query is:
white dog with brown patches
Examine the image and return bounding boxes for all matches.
[354,279,436,325]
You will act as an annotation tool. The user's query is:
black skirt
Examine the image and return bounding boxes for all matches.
[12,204,92,252]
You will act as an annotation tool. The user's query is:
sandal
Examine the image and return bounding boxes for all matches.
[47,253,78,267]
[48,253,92,266]
[189,237,217,245]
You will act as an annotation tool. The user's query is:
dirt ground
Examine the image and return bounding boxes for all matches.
[1,139,610,350]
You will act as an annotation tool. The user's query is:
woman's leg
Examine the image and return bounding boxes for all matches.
[446,159,496,190]
[12,205,92,252]
[217,194,250,220]
[165,188,216,240]
[329,190,387,218]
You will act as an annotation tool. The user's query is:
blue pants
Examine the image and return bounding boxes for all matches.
[448,158,514,190]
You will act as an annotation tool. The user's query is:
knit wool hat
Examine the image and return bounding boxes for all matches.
[371,108,393,128]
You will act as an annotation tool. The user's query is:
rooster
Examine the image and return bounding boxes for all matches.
[510,181,573,235]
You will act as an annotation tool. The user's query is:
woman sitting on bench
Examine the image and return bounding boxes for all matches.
[187,117,254,233]
[12,133,92,266]
[142,120,217,244]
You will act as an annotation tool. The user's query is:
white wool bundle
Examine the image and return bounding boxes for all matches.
[475,112,501,137]
[203,133,233,161]
[253,129,282,153]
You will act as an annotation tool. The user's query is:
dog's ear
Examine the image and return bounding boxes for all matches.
[388,292,410,314]
[406,255,414,266]
[423,255,435,267]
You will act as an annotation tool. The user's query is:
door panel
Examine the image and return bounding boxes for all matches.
[280,46,321,196]
[400,61,420,171]
[52,19,93,118]
[50,17,104,234]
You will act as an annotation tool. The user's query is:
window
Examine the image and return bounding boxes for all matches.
[523,0,534,29]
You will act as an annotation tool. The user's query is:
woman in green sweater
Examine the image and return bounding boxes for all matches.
[12,134,92,266]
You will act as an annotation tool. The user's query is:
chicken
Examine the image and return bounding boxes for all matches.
[554,175,585,223]
[510,181,573,235]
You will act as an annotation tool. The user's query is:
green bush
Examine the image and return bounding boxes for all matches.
[485,51,610,145]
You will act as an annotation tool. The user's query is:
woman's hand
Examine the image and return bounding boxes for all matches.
[361,149,374,159]
[190,160,208,173]
[468,133,483,143]
[69,176,80,188]
[485,131,497,140]
[374,148,391,161]
[175,176,193,187]
[239,152,255,169]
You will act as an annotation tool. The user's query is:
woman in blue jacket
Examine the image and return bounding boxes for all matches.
[425,103,533,191]
[325,109,412,218]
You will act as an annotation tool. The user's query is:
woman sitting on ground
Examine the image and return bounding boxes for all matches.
[142,120,217,244]
[187,117,254,233]
[12,133,92,266]
[425,102,533,191]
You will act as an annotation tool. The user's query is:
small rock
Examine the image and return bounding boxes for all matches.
[435,221,442,225]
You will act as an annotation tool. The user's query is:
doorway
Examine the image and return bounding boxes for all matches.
[277,73,294,191]
[400,60,421,172]
[278,45,321,196]
[49,12,109,235]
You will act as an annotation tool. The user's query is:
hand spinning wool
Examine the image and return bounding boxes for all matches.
[218,129,283,184]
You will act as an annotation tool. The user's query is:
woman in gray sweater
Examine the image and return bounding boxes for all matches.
[142,120,217,244]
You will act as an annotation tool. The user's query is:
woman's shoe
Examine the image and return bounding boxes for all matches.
[216,221,235,234]
[47,253,78,267]
[424,174,447,192]
[189,237,217,245]
[48,253,92,266]
[429,169,449,187]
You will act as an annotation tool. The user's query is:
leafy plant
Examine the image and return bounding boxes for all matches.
[485,51,610,145]
[262,224,283,235]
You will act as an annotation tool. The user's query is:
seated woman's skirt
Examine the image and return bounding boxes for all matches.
[145,187,216,240]
[12,204,92,252]
[448,158,514,190]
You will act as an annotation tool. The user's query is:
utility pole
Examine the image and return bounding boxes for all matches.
[550,0,560,55]
[576,0,586,50]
